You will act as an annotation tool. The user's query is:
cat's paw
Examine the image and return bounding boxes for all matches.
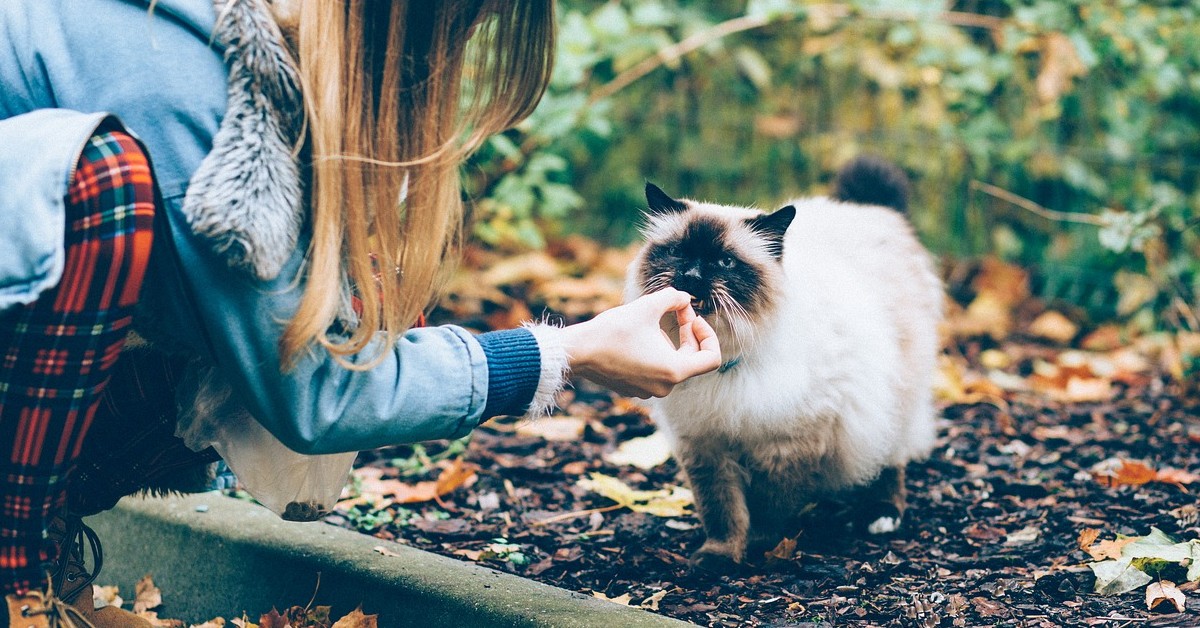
[689,543,743,573]
[866,515,900,535]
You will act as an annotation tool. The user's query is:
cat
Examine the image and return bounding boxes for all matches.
[625,156,943,571]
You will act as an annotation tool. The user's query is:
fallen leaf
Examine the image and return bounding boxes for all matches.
[189,619,226,628]
[92,585,123,611]
[1029,310,1078,344]
[970,597,1008,618]
[639,589,671,611]
[372,545,403,558]
[330,608,377,628]
[516,416,586,442]
[1146,581,1186,613]
[1078,528,1101,553]
[1155,467,1200,490]
[1087,537,1138,561]
[1092,459,1156,488]
[1092,558,1153,595]
[591,591,633,606]
[133,575,163,614]
[577,473,693,517]
[258,609,289,628]
[603,431,673,470]
[1005,526,1040,546]
[764,537,798,563]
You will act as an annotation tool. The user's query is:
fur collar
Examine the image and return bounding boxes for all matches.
[182,0,304,281]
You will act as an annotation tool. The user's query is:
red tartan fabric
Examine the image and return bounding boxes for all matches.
[0,131,154,595]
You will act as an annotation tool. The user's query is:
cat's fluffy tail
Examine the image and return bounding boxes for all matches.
[832,155,910,213]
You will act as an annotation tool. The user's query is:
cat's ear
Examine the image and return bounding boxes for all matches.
[645,182,689,215]
[747,205,796,258]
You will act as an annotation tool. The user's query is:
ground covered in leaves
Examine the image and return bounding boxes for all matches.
[315,244,1200,626]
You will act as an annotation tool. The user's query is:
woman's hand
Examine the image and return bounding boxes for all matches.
[559,288,721,398]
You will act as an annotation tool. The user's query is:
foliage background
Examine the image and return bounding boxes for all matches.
[463,0,1199,331]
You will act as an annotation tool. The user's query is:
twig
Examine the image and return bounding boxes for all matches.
[970,179,1107,226]
[587,14,773,106]
[531,504,624,526]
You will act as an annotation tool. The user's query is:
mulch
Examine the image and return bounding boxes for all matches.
[327,342,1200,627]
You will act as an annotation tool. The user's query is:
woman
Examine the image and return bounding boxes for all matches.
[0,0,720,619]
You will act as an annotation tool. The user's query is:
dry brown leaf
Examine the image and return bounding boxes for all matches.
[1029,310,1078,344]
[189,619,226,628]
[330,608,377,628]
[133,575,163,614]
[258,609,289,628]
[1146,581,1187,613]
[973,258,1030,305]
[453,548,484,561]
[1081,325,1125,351]
[1154,467,1200,490]
[1086,536,1139,561]
[1078,528,1101,552]
[764,537,798,563]
[1093,459,1157,488]
[591,591,633,606]
[639,589,671,611]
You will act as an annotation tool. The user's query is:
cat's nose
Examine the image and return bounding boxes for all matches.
[683,266,702,279]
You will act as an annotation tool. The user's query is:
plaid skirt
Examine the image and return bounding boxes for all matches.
[0,131,218,595]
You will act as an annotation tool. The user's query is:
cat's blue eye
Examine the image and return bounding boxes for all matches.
[718,256,737,269]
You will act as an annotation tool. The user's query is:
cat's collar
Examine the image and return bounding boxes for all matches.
[718,356,742,374]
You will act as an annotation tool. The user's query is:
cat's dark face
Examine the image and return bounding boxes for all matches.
[631,183,795,350]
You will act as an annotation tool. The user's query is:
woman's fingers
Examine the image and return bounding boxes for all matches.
[676,315,721,377]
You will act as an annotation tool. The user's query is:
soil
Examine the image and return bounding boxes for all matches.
[327,345,1200,627]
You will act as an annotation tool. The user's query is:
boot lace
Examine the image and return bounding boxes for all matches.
[47,518,103,605]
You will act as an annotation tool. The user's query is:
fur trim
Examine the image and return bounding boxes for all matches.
[522,322,572,419]
[183,0,304,281]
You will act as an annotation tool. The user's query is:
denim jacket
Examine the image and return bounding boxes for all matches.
[0,0,567,454]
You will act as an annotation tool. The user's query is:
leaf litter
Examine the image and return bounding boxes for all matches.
[109,251,1200,626]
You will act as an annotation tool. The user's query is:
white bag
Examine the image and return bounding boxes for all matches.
[175,362,356,521]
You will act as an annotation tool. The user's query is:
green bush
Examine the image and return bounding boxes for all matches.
[464,0,1199,330]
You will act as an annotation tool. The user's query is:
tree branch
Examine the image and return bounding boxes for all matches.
[970,180,1106,227]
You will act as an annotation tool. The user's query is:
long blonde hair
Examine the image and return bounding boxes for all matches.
[280,1,554,369]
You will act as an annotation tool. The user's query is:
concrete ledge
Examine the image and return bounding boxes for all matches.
[87,493,691,627]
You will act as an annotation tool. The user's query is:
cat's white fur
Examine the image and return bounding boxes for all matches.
[627,196,942,493]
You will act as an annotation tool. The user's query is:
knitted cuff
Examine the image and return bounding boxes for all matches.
[476,328,541,419]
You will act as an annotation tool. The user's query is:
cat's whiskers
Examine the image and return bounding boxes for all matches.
[712,286,754,356]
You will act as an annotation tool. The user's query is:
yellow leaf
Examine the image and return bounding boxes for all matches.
[577,473,693,518]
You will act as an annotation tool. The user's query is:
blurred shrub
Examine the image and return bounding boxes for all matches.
[464,0,1199,330]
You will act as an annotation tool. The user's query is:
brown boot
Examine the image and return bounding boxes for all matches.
[44,519,151,628]
[5,582,95,628]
